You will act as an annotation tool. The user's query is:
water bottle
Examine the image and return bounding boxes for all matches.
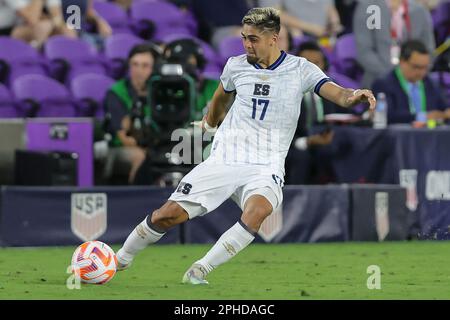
[373,92,388,129]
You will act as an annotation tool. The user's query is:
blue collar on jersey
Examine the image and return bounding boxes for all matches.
[252,51,287,70]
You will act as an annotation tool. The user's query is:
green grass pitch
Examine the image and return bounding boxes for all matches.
[0,241,449,300]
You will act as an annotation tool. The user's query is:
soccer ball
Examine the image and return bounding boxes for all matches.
[71,241,117,285]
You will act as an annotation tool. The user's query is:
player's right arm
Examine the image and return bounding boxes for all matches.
[203,82,234,129]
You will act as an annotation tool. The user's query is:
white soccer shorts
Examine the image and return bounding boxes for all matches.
[168,159,284,219]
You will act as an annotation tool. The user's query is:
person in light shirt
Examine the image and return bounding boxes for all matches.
[353,0,435,88]
[372,40,449,125]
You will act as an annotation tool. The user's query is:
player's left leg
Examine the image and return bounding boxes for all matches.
[183,193,274,285]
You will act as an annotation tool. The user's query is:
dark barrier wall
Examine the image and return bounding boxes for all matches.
[184,186,350,244]
[329,126,450,240]
[350,184,409,241]
[0,185,407,247]
[0,186,178,246]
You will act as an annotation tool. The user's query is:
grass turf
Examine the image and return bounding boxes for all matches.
[0,241,449,300]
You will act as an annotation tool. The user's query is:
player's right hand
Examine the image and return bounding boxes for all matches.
[191,115,217,133]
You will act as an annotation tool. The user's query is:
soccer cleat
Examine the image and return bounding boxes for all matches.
[182,263,209,285]
[116,260,132,271]
[115,249,133,271]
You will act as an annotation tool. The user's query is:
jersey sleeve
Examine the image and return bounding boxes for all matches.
[220,58,236,93]
[301,59,332,95]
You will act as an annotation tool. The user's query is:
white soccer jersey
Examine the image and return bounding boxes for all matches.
[208,51,331,177]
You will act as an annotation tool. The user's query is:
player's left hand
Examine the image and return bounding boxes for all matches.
[348,89,377,111]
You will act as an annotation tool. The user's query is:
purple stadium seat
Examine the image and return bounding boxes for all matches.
[71,73,115,118]
[0,37,47,86]
[93,1,131,34]
[44,36,107,84]
[154,25,193,42]
[432,2,450,44]
[0,83,20,118]
[182,9,199,36]
[334,33,363,83]
[329,71,360,89]
[104,33,144,79]
[130,1,194,41]
[162,34,218,64]
[292,35,316,51]
[218,36,245,65]
[202,64,222,80]
[329,71,365,113]
[430,71,450,104]
[12,74,76,117]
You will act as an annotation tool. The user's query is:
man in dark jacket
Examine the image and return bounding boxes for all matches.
[372,40,448,125]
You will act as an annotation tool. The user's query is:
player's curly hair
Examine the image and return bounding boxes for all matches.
[242,7,281,34]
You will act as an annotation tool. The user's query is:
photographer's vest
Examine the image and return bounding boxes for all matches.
[110,79,151,147]
[196,79,220,116]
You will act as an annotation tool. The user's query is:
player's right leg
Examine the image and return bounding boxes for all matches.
[116,200,189,270]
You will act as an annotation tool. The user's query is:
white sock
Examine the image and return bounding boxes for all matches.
[117,217,165,263]
[195,221,255,273]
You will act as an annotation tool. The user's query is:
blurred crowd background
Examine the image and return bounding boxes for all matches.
[0,0,448,187]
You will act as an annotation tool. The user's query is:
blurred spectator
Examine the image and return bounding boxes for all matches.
[353,0,436,87]
[258,0,343,38]
[335,0,357,34]
[164,39,220,121]
[61,0,112,50]
[112,0,131,11]
[103,44,160,184]
[278,24,294,53]
[0,0,42,37]
[285,41,350,184]
[186,0,252,48]
[417,0,443,10]
[1,0,75,48]
[372,40,449,125]
[45,0,77,37]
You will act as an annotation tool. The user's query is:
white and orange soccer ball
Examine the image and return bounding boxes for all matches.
[71,241,118,285]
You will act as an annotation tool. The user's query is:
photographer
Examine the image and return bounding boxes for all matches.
[103,43,160,184]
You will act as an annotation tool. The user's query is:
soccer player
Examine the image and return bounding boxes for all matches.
[116,7,376,285]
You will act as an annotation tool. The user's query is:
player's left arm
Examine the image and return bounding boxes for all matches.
[318,81,377,110]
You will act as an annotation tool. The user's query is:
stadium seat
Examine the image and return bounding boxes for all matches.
[334,33,363,83]
[0,83,20,118]
[70,73,115,118]
[93,1,132,35]
[12,74,76,117]
[218,36,245,66]
[432,2,450,45]
[329,71,360,89]
[292,35,316,50]
[430,71,450,103]
[44,36,107,84]
[104,33,144,79]
[328,71,365,113]
[130,1,194,41]
[0,37,48,87]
